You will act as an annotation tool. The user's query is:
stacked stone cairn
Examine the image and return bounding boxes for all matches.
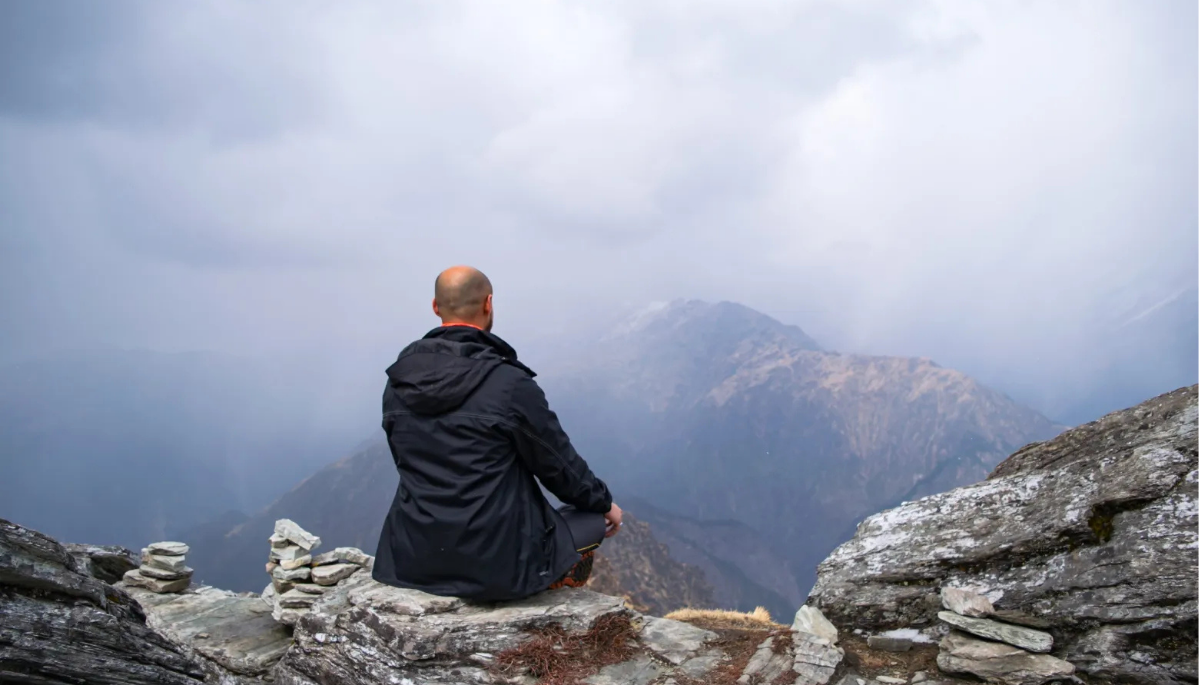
[121,541,194,593]
[262,519,371,626]
[936,587,1075,685]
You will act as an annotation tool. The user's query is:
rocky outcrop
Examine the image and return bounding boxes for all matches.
[0,518,208,684]
[809,385,1198,685]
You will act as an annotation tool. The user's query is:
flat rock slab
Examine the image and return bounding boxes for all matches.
[938,612,1052,653]
[794,605,839,644]
[585,656,666,685]
[739,637,795,685]
[139,564,194,581]
[272,565,311,582]
[938,632,1074,685]
[146,542,190,557]
[278,555,312,571]
[867,635,913,652]
[124,569,191,594]
[142,551,189,573]
[123,584,293,676]
[311,562,359,586]
[792,631,843,685]
[941,588,994,618]
[274,519,320,552]
[311,547,372,567]
[63,543,141,584]
[640,615,716,665]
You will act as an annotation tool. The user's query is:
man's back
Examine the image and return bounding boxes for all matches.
[372,324,614,601]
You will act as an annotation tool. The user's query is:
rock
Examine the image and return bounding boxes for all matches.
[867,635,913,652]
[265,561,278,574]
[278,554,312,571]
[273,519,321,551]
[640,615,716,664]
[271,564,311,582]
[937,612,1052,653]
[809,387,1198,685]
[270,544,309,563]
[269,533,290,548]
[0,518,209,684]
[141,550,189,573]
[63,542,141,584]
[794,604,839,643]
[791,631,844,685]
[311,546,372,567]
[941,587,994,617]
[678,653,723,679]
[274,582,631,683]
[272,603,306,627]
[585,656,666,685]
[123,583,293,677]
[739,636,794,685]
[138,564,194,581]
[937,632,1075,685]
[912,671,929,683]
[876,677,907,684]
[292,582,331,595]
[310,562,359,586]
[147,541,190,556]
[277,588,320,609]
[123,569,192,594]
[272,577,296,594]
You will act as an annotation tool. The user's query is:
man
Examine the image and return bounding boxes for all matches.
[373,266,623,601]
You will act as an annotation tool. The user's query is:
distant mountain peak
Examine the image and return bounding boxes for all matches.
[605,299,822,352]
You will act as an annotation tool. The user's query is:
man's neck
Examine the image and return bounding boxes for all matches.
[440,321,484,331]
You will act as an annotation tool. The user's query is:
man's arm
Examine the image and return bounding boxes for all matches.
[508,375,613,514]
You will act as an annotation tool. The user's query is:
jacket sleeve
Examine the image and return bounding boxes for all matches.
[508,375,613,514]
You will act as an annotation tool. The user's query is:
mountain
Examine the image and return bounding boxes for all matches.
[0,349,369,550]
[540,300,1065,595]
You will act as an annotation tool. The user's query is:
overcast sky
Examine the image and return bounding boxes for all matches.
[1,0,1196,423]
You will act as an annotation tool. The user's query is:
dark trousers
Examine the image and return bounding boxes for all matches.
[548,505,607,589]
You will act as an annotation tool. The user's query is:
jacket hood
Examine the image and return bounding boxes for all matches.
[385,326,532,415]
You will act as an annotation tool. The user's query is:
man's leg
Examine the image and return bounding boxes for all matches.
[547,506,607,589]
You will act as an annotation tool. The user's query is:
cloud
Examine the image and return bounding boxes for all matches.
[0,0,1194,422]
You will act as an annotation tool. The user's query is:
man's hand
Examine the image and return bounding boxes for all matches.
[604,502,624,538]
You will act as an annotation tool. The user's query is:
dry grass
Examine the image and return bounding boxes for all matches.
[665,606,785,630]
[491,613,637,685]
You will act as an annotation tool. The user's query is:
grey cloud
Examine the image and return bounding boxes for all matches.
[0,0,1194,424]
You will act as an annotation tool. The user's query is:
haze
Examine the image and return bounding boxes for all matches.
[1,1,1196,527]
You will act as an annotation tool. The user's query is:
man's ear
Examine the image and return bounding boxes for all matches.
[484,293,493,315]
[432,298,440,317]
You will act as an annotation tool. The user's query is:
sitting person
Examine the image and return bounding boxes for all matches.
[372,266,622,601]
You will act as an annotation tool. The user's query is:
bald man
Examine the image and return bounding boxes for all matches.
[373,266,623,601]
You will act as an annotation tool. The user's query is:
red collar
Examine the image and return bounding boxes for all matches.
[441,322,483,331]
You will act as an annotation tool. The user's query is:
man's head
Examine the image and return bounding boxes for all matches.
[433,266,494,332]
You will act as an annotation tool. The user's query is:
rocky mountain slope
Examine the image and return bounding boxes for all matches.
[808,384,1198,685]
[544,300,1065,594]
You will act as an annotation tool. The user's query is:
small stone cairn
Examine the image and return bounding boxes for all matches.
[121,541,194,593]
[261,519,372,626]
[935,587,1075,685]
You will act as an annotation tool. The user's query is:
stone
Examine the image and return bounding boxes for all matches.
[271,564,311,582]
[146,541,190,557]
[270,544,309,562]
[792,631,844,685]
[938,632,1075,685]
[876,677,907,684]
[941,587,994,617]
[269,533,289,548]
[311,546,373,567]
[0,518,209,684]
[273,519,320,551]
[310,562,360,586]
[793,604,839,644]
[138,564,194,581]
[937,612,1052,653]
[292,582,331,595]
[123,583,293,677]
[272,603,306,627]
[141,550,189,573]
[738,637,794,685]
[123,569,191,594]
[272,577,295,594]
[265,561,277,574]
[278,554,312,571]
[868,635,913,652]
[678,653,723,679]
[911,671,929,683]
[640,615,716,665]
[585,656,666,685]
[62,542,141,584]
[809,387,1198,685]
[274,582,631,682]
[277,588,319,609]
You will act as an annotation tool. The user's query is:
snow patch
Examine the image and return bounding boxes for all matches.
[876,628,933,644]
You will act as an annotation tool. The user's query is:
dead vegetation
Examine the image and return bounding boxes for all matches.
[665,606,784,630]
[491,613,637,685]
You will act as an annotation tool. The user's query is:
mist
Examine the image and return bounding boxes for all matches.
[1,0,1196,533]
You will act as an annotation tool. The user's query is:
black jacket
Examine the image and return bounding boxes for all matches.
[372,325,613,601]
